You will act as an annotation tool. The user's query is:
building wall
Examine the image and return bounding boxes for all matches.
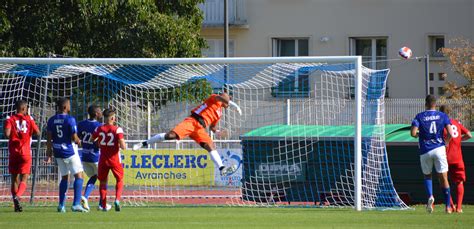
[201,0,473,98]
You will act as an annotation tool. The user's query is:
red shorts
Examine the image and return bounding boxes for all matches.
[9,153,32,174]
[172,117,213,147]
[448,162,466,183]
[98,162,124,182]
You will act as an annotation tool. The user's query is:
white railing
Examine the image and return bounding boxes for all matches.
[199,0,247,26]
[385,98,472,128]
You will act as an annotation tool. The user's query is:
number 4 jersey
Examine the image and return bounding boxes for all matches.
[412,110,451,155]
[92,124,124,167]
[78,119,102,163]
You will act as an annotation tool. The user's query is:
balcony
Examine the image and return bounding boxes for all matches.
[199,0,248,28]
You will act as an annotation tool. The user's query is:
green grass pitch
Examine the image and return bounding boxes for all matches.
[1,205,473,228]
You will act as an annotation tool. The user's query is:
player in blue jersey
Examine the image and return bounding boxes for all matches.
[77,105,109,211]
[411,95,454,214]
[45,98,88,213]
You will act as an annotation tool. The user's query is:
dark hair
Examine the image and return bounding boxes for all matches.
[56,97,70,110]
[103,108,115,119]
[15,100,28,110]
[439,105,451,115]
[88,105,100,119]
[425,95,436,108]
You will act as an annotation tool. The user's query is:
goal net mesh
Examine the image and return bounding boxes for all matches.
[0,59,408,209]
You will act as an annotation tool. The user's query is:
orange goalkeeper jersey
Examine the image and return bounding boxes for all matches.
[191,94,223,127]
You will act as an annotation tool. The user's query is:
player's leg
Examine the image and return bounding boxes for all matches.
[111,165,124,211]
[10,173,22,212]
[68,154,87,212]
[192,129,236,176]
[82,162,98,203]
[16,174,29,197]
[434,147,451,213]
[16,155,31,198]
[98,163,110,211]
[420,152,435,213]
[56,158,70,212]
[133,117,194,150]
[452,163,466,213]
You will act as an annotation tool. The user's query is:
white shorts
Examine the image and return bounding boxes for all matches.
[82,162,98,177]
[56,153,83,176]
[420,146,448,175]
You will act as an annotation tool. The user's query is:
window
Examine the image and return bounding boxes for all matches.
[438,73,446,81]
[438,87,445,96]
[350,37,387,70]
[429,36,445,57]
[429,73,434,81]
[271,38,310,97]
[429,87,434,95]
[201,39,234,57]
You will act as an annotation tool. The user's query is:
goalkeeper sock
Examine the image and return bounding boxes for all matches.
[146,133,166,145]
[73,178,83,206]
[423,178,433,198]
[59,179,68,207]
[16,181,27,197]
[84,175,97,199]
[456,182,464,210]
[209,150,224,168]
[442,187,451,209]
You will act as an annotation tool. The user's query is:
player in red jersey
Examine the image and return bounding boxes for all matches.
[440,105,472,213]
[92,108,126,211]
[132,93,242,176]
[3,100,40,212]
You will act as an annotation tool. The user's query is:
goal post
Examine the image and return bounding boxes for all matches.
[0,56,406,210]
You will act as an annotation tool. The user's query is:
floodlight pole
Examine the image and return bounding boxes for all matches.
[425,54,430,96]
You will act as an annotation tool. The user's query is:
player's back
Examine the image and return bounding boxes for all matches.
[413,110,450,154]
[93,124,124,166]
[78,119,102,162]
[445,119,468,163]
[5,113,38,155]
[47,114,77,158]
[191,94,223,126]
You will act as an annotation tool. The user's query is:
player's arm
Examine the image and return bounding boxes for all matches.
[410,126,419,138]
[31,119,40,136]
[410,117,419,138]
[116,127,126,150]
[45,131,53,164]
[460,124,472,141]
[3,119,11,138]
[69,118,81,147]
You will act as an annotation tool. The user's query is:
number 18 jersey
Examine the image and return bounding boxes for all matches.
[411,110,451,155]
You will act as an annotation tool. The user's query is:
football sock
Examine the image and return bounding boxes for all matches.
[209,150,224,168]
[16,181,27,197]
[423,178,433,198]
[456,182,464,210]
[73,178,83,206]
[59,179,68,207]
[116,178,124,202]
[442,187,451,208]
[84,175,97,199]
[11,184,17,197]
[99,182,107,208]
[146,133,166,145]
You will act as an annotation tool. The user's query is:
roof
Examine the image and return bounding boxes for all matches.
[242,124,474,144]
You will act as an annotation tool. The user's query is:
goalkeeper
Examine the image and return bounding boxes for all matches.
[133,92,241,176]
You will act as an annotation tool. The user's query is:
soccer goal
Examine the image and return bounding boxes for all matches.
[0,57,408,210]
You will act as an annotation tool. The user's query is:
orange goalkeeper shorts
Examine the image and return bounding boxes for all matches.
[172,117,213,147]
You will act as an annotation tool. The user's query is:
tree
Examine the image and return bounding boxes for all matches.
[0,0,206,58]
[440,38,474,127]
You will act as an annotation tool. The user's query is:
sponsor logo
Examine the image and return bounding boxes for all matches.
[257,163,303,176]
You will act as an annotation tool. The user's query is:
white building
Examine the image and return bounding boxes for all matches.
[200,0,473,98]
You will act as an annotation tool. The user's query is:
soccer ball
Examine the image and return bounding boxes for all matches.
[398,47,413,59]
